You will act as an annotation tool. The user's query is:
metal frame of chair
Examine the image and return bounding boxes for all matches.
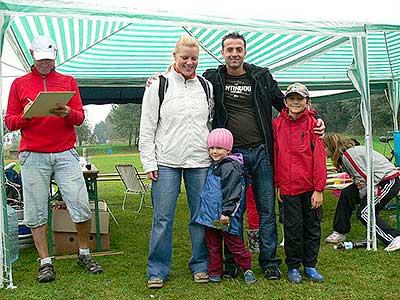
[115,164,152,212]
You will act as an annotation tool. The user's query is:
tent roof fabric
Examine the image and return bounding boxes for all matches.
[1,1,400,103]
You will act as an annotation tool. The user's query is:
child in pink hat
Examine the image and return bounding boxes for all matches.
[195,128,256,284]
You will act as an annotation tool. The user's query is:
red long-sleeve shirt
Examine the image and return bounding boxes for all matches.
[5,67,85,153]
[273,108,326,196]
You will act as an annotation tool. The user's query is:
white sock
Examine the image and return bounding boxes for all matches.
[79,248,90,256]
[40,257,52,266]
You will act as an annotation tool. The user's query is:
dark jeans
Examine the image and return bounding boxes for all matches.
[282,191,321,269]
[225,144,281,271]
[206,228,252,276]
[333,178,400,245]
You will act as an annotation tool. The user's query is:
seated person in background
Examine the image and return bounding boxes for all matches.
[324,133,400,251]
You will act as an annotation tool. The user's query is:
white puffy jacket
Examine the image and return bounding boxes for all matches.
[139,69,214,173]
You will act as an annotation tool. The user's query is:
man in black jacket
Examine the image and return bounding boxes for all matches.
[203,32,324,280]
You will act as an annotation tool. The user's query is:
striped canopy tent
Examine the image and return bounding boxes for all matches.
[3,15,400,116]
[1,0,400,288]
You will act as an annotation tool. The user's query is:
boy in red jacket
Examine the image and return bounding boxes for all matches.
[272,83,326,284]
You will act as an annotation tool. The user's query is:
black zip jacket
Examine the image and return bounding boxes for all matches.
[203,63,285,164]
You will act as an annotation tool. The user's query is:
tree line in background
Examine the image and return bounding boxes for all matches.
[76,103,141,147]
[2,94,397,148]
[313,94,396,136]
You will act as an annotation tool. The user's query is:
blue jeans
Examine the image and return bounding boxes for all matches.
[19,150,91,228]
[234,144,282,269]
[148,165,208,281]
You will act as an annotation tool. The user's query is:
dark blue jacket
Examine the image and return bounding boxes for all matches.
[195,153,246,236]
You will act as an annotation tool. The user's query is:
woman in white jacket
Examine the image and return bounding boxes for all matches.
[139,36,213,288]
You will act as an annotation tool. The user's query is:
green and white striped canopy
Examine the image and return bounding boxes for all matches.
[2,2,400,91]
[4,15,400,89]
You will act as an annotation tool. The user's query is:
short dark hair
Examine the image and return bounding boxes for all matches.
[221,32,246,50]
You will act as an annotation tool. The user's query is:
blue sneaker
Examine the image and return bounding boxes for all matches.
[209,275,222,283]
[287,269,302,284]
[244,270,257,284]
[304,267,324,282]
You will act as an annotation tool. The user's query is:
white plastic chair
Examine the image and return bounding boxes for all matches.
[115,164,152,212]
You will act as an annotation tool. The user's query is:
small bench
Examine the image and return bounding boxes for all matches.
[97,172,147,182]
[97,173,121,182]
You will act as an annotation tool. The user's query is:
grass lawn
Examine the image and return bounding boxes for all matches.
[1,148,399,299]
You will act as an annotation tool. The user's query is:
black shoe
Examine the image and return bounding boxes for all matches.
[37,263,56,283]
[264,265,282,280]
[223,265,239,279]
[77,253,103,274]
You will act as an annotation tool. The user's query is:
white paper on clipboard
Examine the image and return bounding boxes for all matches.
[23,91,75,118]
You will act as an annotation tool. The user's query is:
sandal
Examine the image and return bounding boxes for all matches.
[37,263,56,283]
[77,253,103,274]
[147,277,164,289]
[193,272,209,283]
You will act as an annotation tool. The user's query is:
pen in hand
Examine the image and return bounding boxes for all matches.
[23,97,33,119]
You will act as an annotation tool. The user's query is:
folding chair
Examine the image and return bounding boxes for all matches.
[115,164,152,212]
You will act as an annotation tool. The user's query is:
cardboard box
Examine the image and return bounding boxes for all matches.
[52,232,110,254]
[51,201,110,254]
[51,201,109,234]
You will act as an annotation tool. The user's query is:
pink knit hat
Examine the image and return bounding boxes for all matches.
[207,128,234,151]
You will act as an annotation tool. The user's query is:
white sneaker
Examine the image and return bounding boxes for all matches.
[325,231,346,243]
[384,236,400,251]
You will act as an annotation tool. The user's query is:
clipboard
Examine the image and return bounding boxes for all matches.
[23,91,75,118]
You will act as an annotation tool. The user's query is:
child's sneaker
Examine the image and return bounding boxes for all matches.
[244,270,256,284]
[325,231,346,243]
[304,267,324,282]
[384,236,400,251]
[209,275,222,283]
[287,269,302,284]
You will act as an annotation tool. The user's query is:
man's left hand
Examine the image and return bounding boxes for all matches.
[314,118,326,137]
[49,103,71,118]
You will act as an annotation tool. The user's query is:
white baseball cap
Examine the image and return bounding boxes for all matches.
[31,36,57,60]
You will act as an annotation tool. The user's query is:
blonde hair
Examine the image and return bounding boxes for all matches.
[323,133,356,169]
[174,35,199,52]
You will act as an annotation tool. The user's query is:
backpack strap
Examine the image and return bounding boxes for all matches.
[158,75,169,116]
[197,75,211,105]
[158,74,211,122]
[197,75,213,128]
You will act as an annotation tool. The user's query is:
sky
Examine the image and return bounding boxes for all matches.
[1,0,400,126]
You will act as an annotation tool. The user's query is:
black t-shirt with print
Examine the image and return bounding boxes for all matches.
[224,73,264,147]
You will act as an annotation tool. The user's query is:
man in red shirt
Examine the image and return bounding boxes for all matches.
[5,36,103,283]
